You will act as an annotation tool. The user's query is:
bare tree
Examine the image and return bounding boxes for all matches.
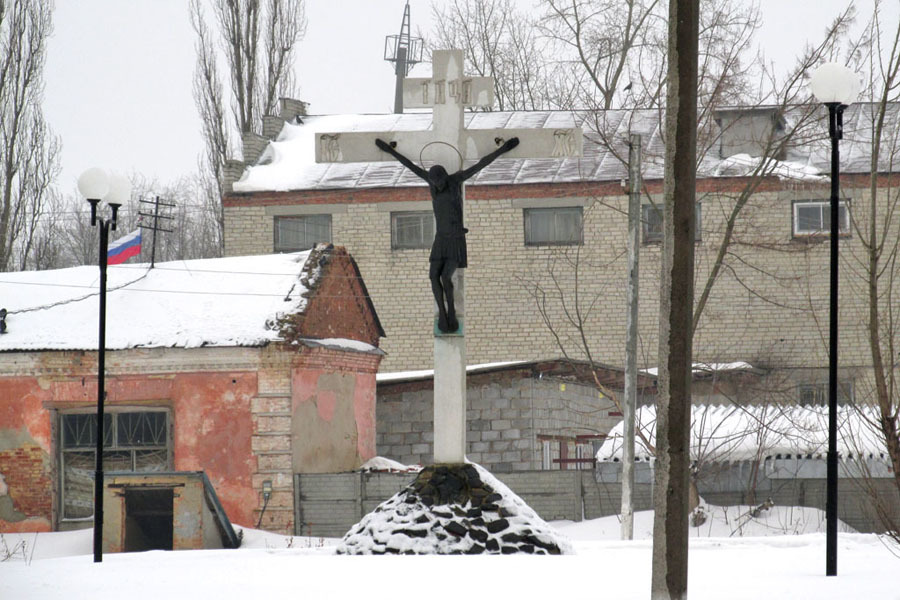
[842,1,900,543]
[430,0,556,110]
[540,0,666,111]
[190,0,306,251]
[18,188,64,271]
[126,174,222,263]
[0,0,60,271]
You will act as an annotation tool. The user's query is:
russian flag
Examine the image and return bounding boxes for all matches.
[107,228,142,265]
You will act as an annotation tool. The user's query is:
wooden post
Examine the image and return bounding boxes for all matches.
[622,133,641,540]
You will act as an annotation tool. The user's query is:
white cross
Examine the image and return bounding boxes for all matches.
[315,50,582,169]
[315,50,582,464]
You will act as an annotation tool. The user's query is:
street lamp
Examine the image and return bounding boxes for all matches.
[809,62,859,577]
[78,168,132,564]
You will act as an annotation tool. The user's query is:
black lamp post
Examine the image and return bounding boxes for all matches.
[78,168,131,564]
[809,62,859,578]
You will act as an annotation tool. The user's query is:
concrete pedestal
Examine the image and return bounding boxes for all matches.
[433,270,466,464]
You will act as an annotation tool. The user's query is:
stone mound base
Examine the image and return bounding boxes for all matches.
[335,463,573,555]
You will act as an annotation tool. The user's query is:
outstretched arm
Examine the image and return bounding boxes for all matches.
[458,137,520,181]
[375,138,429,180]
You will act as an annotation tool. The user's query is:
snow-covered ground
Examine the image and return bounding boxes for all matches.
[1,505,896,600]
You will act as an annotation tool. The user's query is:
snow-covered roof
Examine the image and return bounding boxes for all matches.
[597,404,889,463]
[642,361,759,378]
[0,251,321,351]
[232,103,900,193]
[376,360,529,383]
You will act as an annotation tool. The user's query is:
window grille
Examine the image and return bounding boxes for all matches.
[60,410,170,520]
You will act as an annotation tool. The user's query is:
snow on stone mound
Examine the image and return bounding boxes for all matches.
[336,463,573,555]
[358,456,422,473]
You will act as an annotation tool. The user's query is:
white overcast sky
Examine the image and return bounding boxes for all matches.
[44,0,896,191]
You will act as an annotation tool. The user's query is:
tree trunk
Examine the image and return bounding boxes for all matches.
[651,0,699,599]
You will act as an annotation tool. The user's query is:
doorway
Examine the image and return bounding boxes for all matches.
[123,488,174,551]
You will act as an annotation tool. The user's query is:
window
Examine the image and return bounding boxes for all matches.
[391,211,434,250]
[60,410,170,520]
[798,381,854,407]
[524,207,583,246]
[642,203,702,244]
[274,215,332,252]
[792,200,850,237]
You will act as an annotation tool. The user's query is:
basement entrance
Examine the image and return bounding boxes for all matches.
[123,488,174,551]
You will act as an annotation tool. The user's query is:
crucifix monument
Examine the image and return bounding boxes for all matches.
[315,49,582,464]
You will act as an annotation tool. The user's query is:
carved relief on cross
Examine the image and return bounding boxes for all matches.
[314,49,583,170]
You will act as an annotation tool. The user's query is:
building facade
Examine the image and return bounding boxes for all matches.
[0,246,384,535]
[222,102,899,412]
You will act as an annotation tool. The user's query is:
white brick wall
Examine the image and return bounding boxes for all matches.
[224,181,899,379]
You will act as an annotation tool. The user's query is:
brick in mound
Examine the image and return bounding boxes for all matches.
[335,463,572,555]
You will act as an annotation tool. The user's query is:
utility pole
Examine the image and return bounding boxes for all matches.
[622,133,642,540]
[651,0,699,598]
[138,196,175,268]
[383,1,423,114]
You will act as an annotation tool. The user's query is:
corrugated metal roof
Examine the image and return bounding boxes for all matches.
[231,103,900,194]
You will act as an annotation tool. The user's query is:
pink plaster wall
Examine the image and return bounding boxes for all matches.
[291,361,377,473]
[0,369,258,532]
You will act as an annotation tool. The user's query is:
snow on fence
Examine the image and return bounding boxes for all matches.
[295,465,899,538]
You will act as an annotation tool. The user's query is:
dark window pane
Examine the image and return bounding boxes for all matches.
[392,212,434,249]
[642,205,663,243]
[794,201,850,236]
[62,414,113,448]
[797,204,822,232]
[274,215,332,252]
[642,204,701,243]
[525,207,583,245]
[118,412,167,447]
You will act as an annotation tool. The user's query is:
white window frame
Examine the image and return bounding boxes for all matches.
[390,211,435,250]
[792,200,850,237]
[274,214,332,252]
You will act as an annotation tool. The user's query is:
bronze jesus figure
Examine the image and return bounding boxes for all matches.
[375,136,520,333]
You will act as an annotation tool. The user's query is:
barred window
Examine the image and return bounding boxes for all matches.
[274,215,332,252]
[798,381,854,407]
[391,211,434,250]
[60,410,170,520]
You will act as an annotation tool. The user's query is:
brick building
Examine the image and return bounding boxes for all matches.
[376,359,657,472]
[0,245,384,535]
[221,101,899,416]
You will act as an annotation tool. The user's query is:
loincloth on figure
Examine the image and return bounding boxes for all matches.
[430,231,468,268]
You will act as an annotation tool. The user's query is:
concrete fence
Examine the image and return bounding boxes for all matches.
[294,464,899,538]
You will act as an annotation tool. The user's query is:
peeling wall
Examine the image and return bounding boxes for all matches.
[0,378,52,531]
[0,363,258,532]
[291,346,379,474]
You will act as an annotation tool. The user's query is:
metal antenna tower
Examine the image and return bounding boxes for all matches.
[384,1,423,114]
